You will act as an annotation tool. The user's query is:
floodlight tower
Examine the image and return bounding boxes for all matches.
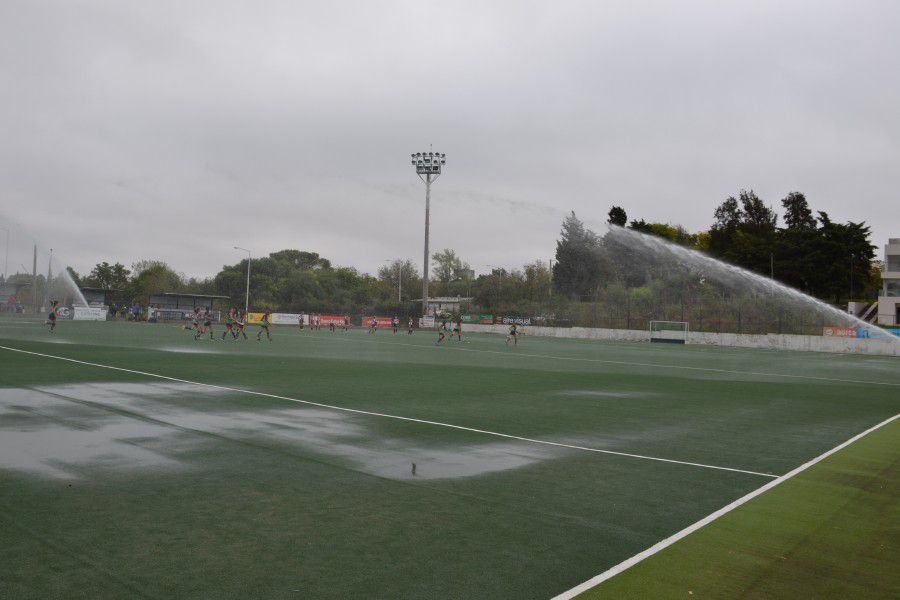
[410,150,446,314]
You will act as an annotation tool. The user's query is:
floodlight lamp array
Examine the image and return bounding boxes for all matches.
[410,151,446,175]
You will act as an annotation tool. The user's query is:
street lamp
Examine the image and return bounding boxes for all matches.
[383,260,402,302]
[410,149,446,313]
[234,247,251,315]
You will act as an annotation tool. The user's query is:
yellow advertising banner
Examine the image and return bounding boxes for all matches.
[246,312,265,325]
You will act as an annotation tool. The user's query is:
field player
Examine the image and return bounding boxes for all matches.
[45,300,59,334]
[506,322,519,347]
[257,310,272,341]
[202,309,215,340]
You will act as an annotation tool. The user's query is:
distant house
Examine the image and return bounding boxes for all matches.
[878,238,900,326]
[417,296,473,316]
[79,287,119,307]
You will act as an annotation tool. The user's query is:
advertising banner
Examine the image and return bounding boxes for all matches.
[363,316,394,328]
[463,314,494,324]
[73,306,107,321]
[419,316,435,328]
[271,313,303,325]
[246,312,265,325]
[501,316,532,326]
[319,315,348,326]
[822,326,857,338]
[885,328,900,338]
[56,306,75,320]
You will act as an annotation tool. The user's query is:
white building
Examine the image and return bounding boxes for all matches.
[877,238,900,326]
[420,296,473,316]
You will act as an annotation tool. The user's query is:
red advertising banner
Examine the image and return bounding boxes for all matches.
[317,315,348,326]
[363,316,394,328]
[822,326,857,338]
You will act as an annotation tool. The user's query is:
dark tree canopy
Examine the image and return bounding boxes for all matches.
[607,206,627,227]
[781,192,816,230]
[553,212,603,298]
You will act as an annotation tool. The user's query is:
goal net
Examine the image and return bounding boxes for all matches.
[649,320,689,344]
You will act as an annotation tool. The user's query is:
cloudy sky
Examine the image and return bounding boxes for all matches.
[1,0,898,280]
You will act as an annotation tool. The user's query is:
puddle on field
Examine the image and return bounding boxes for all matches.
[0,383,564,481]
[157,345,224,355]
[555,389,652,399]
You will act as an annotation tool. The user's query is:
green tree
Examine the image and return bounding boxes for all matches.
[553,212,603,298]
[431,249,470,295]
[607,206,627,227]
[86,261,131,289]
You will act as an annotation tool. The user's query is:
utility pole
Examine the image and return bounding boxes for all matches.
[234,247,251,315]
[410,150,446,314]
[549,258,553,299]
[1,226,8,281]
[45,248,53,309]
[849,252,854,301]
[32,245,37,314]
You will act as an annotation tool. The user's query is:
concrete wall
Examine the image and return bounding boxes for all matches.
[461,323,900,357]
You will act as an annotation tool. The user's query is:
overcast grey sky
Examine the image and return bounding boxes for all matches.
[2,0,898,279]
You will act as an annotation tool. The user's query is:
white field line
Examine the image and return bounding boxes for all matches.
[0,344,776,479]
[308,332,900,388]
[551,411,900,600]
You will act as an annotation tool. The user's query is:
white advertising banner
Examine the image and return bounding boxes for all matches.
[73,306,107,321]
[419,316,435,328]
[271,312,304,325]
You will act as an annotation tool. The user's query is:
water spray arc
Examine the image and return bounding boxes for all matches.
[603,224,896,343]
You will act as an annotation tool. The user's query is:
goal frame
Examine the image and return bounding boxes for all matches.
[649,320,689,345]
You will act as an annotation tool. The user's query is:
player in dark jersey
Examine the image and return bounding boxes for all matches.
[453,318,463,342]
[343,316,350,331]
[190,308,203,340]
[329,319,336,333]
[202,309,214,340]
[436,322,446,344]
[392,317,399,334]
[222,308,235,340]
[367,318,377,334]
[257,311,272,341]
[506,323,519,347]
[235,311,248,340]
[182,307,199,334]
[45,300,59,334]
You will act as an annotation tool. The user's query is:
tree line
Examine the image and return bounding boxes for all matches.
[553,190,880,305]
[44,189,879,319]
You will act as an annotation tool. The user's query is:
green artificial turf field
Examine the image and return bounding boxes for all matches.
[1,318,898,599]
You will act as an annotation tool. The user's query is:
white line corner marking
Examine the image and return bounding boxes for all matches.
[0,344,776,478]
[551,411,900,600]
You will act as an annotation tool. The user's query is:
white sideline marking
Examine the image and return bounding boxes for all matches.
[302,331,900,388]
[0,344,777,478]
[551,411,900,599]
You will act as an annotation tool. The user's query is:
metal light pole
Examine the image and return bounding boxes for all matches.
[410,150,446,314]
[234,247,251,315]
[1,226,8,281]
[45,248,53,309]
